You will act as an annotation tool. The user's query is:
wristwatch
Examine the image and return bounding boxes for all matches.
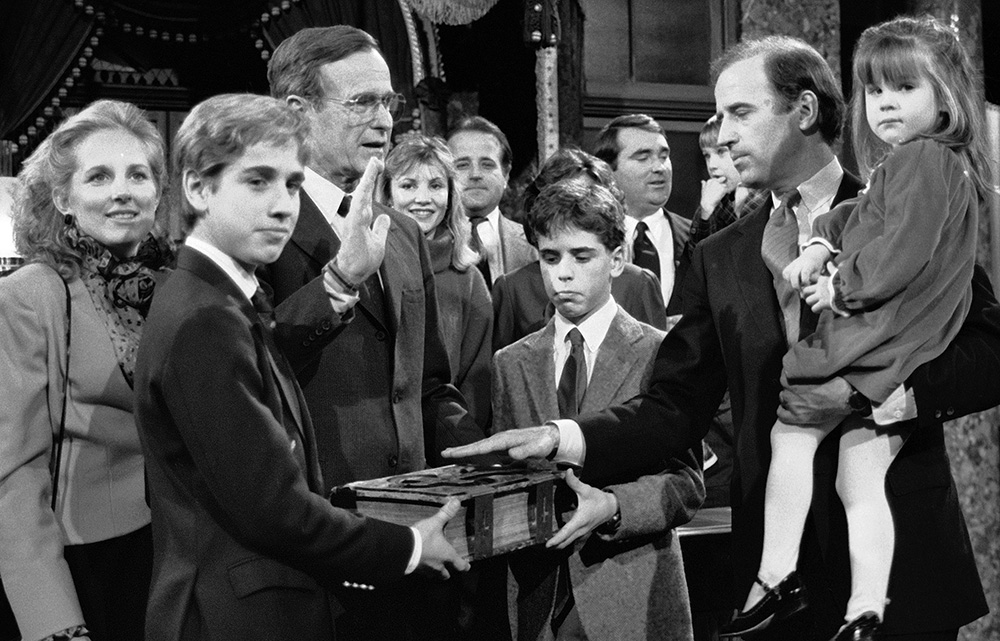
[847,385,872,417]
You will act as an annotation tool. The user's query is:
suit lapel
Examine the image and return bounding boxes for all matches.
[730,200,786,341]
[523,322,560,419]
[178,247,309,449]
[581,311,642,412]
[288,193,341,270]
[377,205,404,334]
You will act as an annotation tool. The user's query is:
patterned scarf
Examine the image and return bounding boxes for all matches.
[65,224,174,388]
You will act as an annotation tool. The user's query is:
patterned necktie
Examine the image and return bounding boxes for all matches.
[556,328,587,419]
[760,190,802,344]
[632,221,660,280]
[251,286,276,331]
[469,215,493,285]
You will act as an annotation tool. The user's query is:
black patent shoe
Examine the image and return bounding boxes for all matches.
[830,612,881,641]
[718,572,808,638]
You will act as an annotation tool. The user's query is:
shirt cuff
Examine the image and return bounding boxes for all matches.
[826,265,850,318]
[322,264,361,314]
[549,419,585,467]
[404,526,422,575]
[805,237,838,254]
[872,383,917,425]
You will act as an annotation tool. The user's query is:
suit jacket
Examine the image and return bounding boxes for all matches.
[134,247,414,641]
[0,265,150,640]
[577,173,995,638]
[427,230,493,431]
[494,309,704,640]
[259,194,485,488]
[491,261,667,353]
[496,214,537,277]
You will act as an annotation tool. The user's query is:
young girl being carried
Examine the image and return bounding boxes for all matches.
[720,15,992,641]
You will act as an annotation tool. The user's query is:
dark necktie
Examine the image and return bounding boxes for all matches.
[469,215,493,285]
[556,328,587,419]
[251,286,277,332]
[632,221,660,280]
[760,190,803,344]
[337,194,352,217]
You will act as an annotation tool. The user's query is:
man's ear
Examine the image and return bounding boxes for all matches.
[182,169,211,214]
[285,94,308,113]
[609,244,626,278]
[797,90,820,132]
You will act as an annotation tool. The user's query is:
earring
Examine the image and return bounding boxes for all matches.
[63,214,74,225]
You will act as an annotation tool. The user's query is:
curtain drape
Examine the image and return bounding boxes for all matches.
[404,0,499,25]
[0,1,95,140]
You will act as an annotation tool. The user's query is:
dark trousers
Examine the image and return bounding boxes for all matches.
[63,525,153,641]
[335,558,511,641]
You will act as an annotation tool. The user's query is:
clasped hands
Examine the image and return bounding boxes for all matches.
[782,243,835,313]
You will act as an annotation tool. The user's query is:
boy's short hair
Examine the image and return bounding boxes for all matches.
[528,177,625,252]
[520,147,623,247]
[172,93,310,233]
[699,115,722,150]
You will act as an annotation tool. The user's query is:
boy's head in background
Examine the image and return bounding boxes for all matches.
[528,177,625,325]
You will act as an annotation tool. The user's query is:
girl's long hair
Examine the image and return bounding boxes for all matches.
[850,15,991,201]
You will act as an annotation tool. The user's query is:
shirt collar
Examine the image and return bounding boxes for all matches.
[484,207,502,227]
[304,166,348,227]
[184,235,259,300]
[626,209,666,234]
[770,156,843,214]
[553,295,618,352]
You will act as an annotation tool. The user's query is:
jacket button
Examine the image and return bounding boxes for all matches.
[388,455,398,468]
[321,319,332,330]
[934,410,943,419]
[375,330,387,341]
[392,392,401,404]
[946,407,955,416]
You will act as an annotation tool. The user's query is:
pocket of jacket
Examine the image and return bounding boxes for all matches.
[227,556,319,598]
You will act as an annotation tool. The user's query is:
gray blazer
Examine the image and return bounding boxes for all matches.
[497,214,537,277]
[492,308,704,640]
[0,265,150,640]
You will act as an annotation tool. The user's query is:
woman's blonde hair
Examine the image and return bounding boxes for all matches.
[379,134,479,271]
[13,99,167,279]
[850,15,991,200]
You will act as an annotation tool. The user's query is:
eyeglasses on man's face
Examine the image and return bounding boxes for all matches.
[325,92,406,119]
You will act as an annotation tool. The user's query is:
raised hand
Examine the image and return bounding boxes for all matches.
[412,498,471,580]
[545,469,618,550]
[441,425,560,461]
[699,176,731,215]
[330,156,392,284]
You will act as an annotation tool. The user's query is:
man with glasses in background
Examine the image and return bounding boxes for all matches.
[261,26,487,641]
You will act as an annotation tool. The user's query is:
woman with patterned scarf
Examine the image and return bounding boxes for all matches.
[0,100,173,641]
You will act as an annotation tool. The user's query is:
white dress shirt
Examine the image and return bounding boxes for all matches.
[551,296,618,388]
[625,210,675,305]
[474,207,504,284]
